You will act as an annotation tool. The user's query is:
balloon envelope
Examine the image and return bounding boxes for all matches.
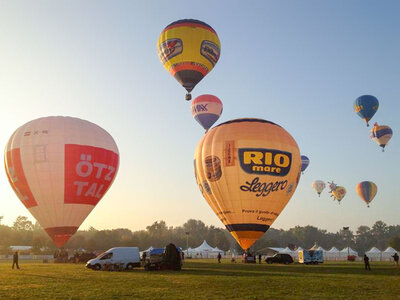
[194,118,301,250]
[353,95,379,126]
[356,181,377,207]
[332,186,346,202]
[191,94,223,130]
[157,19,220,98]
[312,180,326,196]
[301,155,310,173]
[370,123,393,151]
[4,117,119,247]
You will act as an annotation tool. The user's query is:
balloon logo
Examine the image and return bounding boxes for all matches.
[356,181,377,208]
[354,95,379,126]
[312,180,326,197]
[157,19,221,100]
[5,117,119,247]
[194,118,301,250]
[191,94,223,130]
[328,181,346,203]
[370,123,393,152]
[301,155,310,174]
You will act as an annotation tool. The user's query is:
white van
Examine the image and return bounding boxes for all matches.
[86,247,141,270]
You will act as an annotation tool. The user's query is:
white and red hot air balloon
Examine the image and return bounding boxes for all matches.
[4,116,119,247]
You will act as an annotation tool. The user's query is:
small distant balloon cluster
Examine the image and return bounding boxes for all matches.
[353,95,393,152]
[312,180,377,208]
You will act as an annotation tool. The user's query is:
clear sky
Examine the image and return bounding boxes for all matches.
[0,0,399,233]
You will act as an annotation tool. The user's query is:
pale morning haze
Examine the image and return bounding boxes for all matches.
[0,0,399,234]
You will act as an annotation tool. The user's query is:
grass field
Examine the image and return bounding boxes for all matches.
[0,259,399,299]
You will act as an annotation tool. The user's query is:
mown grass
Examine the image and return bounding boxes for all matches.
[0,259,399,299]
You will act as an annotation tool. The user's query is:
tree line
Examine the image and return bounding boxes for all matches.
[0,216,399,255]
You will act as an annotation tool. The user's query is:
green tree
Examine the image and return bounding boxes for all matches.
[388,236,400,251]
[13,216,34,231]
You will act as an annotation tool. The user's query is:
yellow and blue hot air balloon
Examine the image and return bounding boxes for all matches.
[157,19,221,100]
[194,118,301,250]
[354,95,379,127]
[356,181,377,208]
[191,95,223,131]
[301,155,310,174]
[370,123,393,152]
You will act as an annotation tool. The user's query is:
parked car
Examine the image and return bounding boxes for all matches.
[86,247,141,271]
[265,253,294,264]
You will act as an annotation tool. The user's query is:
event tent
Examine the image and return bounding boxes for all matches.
[365,247,382,261]
[187,240,224,258]
[326,247,340,260]
[340,247,358,259]
[382,247,398,261]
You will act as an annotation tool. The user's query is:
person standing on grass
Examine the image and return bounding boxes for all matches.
[393,253,399,267]
[217,252,222,263]
[12,251,20,269]
[258,254,262,264]
[364,254,371,271]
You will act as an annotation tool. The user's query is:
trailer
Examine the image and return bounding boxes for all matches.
[298,250,323,264]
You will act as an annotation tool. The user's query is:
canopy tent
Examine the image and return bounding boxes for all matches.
[281,247,295,257]
[365,247,382,261]
[187,240,224,258]
[325,247,340,260]
[340,247,358,259]
[212,247,224,253]
[382,247,398,261]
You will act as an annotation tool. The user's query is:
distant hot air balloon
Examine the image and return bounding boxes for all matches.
[157,19,221,100]
[370,123,393,152]
[328,181,346,204]
[356,181,377,208]
[312,180,326,197]
[194,118,301,250]
[301,155,310,174]
[5,117,119,247]
[191,94,223,130]
[353,95,379,126]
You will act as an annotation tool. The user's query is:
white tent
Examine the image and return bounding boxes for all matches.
[340,247,358,259]
[292,247,303,259]
[280,247,295,257]
[326,247,340,261]
[382,247,398,261]
[189,240,223,258]
[212,247,224,253]
[365,247,382,261]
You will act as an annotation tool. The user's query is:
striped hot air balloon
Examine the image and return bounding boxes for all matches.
[370,123,393,152]
[5,117,119,247]
[191,94,223,130]
[356,181,377,208]
[301,155,310,174]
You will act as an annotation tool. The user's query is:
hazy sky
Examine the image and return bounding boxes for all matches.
[0,0,399,233]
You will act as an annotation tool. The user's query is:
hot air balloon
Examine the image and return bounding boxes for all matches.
[191,94,223,131]
[356,181,377,208]
[370,123,393,152]
[328,181,346,204]
[301,155,310,174]
[194,118,301,250]
[312,180,326,197]
[353,95,379,126]
[4,116,119,247]
[157,19,221,101]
